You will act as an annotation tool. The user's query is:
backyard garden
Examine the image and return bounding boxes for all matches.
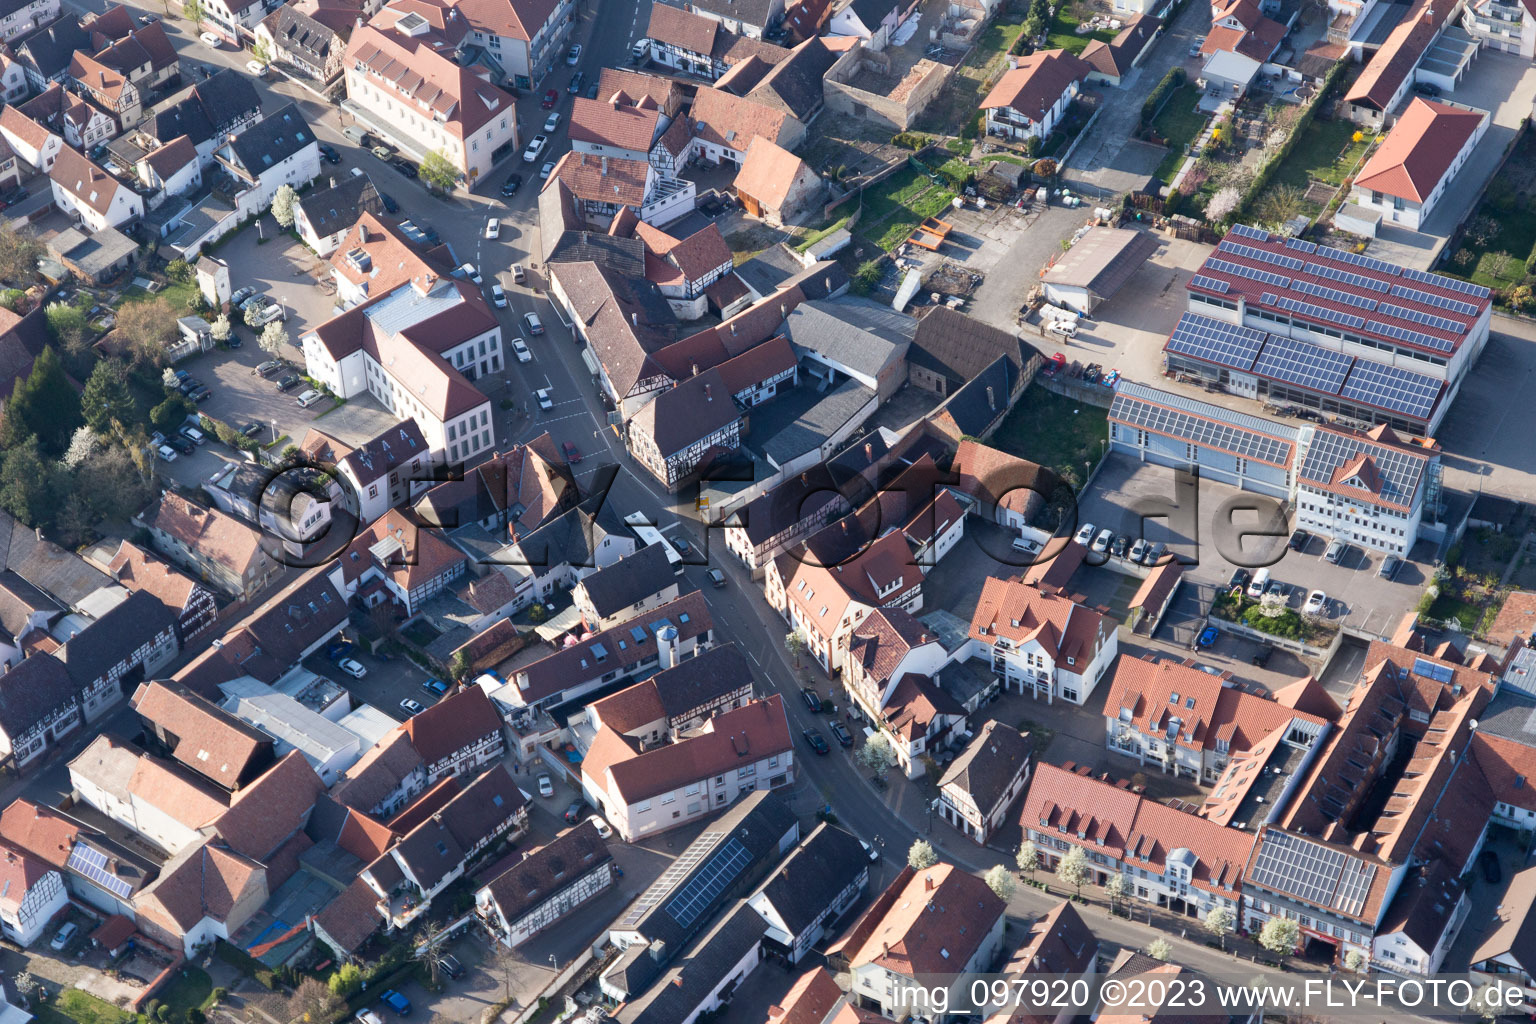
[992,385,1108,490]
[1211,589,1329,645]
[1441,129,1536,301]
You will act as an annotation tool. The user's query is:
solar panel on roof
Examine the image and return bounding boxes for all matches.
[1285,237,1318,254]
[1206,258,1291,288]
[1387,284,1479,317]
[1111,393,1293,464]
[1269,294,1366,329]
[1291,279,1378,310]
[1253,334,1353,394]
[67,844,134,898]
[1218,240,1305,271]
[1400,265,1491,298]
[1229,223,1271,242]
[1373,320,1456,354]
[1338,360,1441,420]
[1376,302,1465,335]
[1309,262,1393,292]
[1316,246,1401,276]
[1164,312,1266,370]
[1250,831,1351,908]
[665,838,751,928]
[1189,274,1230,294]
[1413,657,1455,683]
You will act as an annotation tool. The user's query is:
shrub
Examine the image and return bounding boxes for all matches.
[851,258,884,295]
[1140,66,1187,127]
[328,963,362,998]
[937,158,972,191]
[185,1009,204,1024]
[961,111,983,140]
[156,1005,171,1022]
[891,132,928,150]
[210,989,227,1005]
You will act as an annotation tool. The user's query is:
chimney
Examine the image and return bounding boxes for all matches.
[865,442,873,461]
[658,625,679,670]
[924,873,935,891]
[780,302,787,318]
[730,322,737,335]
[601,156,608,175]
[986,385,995,411]
[705,384,712,401]
[359,224,368,243]
[691,362,699,376]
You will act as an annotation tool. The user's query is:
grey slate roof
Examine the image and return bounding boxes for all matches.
[936,353,1016,436]
[481,819,612,927]
[648,643,754,717]
[14,18,90,79]
[684,0,783,29]
[747,37,836,122]
[937,721,1033,816]
[782,299,912,379]
[260,4,339,65]
[750,822,868,935]
[911,306,1038,390]
[0,652,78,739]
[629,368,741,458]
[577,545,676,618]
[513,505,616,571]
[735,245,807,297]
[539,178,646,276]
[729,463,855,547]
[59,590,176,689]
[618,902,769,1024]
[0,510,111,608]
[153,70,262,147]
[0,569,60,643]
[224,103,314,177]
[759,379,875,466]
[299,176,385,240]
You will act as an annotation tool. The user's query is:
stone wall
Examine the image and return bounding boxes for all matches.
[823,46,955,131]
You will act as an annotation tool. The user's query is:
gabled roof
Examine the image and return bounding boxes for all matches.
[344,22,515,140]
[829,862,1005,976]
[479,818,611,925]
[260,4,340,63]
[690,87,796,155]
[0,653,87,740]
[1006,900,1098,977]
[745,37,836,122]
[208,751,326,865]
[379,765,525,892]
[782,298,913,377]
[221,103,314,180]
[576,545,676,619]
[647,2,720,53]
[1354,98,1484,203]
[568,95,662,153]
[451,0,560,43]
[132,680,274,791]
[298,175,387,240]
[629,367,740,458]
[403,685,502,764]
[1081,14,1162,78]
[136,839,265,934]
[981,49,1090,119]
[140,491,266,580]
[589,643,754,734]
[938,720,1033,815]
[733,136,814,212]
[49,146,123,217]
[1346,0,1446,111]
[685,0,782,28]
[1471,863,1536,970]
[970,576,1111,665]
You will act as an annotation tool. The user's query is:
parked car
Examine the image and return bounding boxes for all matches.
[380,990,411,1015]
[422,678,450,696]
[1303,589,1328,615]
[1091,528,1112,554]
[1143,541,1167,566]
[199,31,222,46]
[1228,567,1250,592]
[568,70,585,93]
[1264,578,1289,600]
[522,134,548,162]
[800,687,822,712]
[563,799,586,824]
[543,111,562,133]
[485,218,500,239]
[51,922,78,950]
[392,157,416,177]
[1110,535,1129,558]
[371,145,392,160]
[319,143,341,164]
[535,388,553,411]
[512,263,526,284]
[501,172,523,196]
[541,88,559,108]
[1129,538,1150,563]
[1324,538,1347,564]
[156,444,178,462]
[539,160,555,181]
[1414,81,1441,97]
[457,263,483,285]
[1378,553,1401,579]
[524,311,544,335]
[297,389,325,408]
[246,59,266,75]
[829,721,853,747]
[358,1012,384,1024]
[326,640,354,660]
[562,440,582,463]
[566,43,583,65]
[1246,567,1270,599]
[511,337,531,362]
[802,728,830,755]
[537,773,554,797]
[588,815,612,838]
[490,284,507,308]
[1196,625,1219,648]
[673,536,690,554]
[707,567,727,588]
[276,374,302,391]
[439,954,464,980]
[1289,528,1311,552]
[251,302,285,326]
[378,193,399,214]
[397,699,424,718]
[1481,848,1502,883]
[1073,522,1096,546]
[337,657,367,678]
[241,422,263,438]
[175,428,201,449]
[189,386,211,403]
[231,286,257,307]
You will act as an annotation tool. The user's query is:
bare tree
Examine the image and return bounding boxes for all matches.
[115,298,176,366]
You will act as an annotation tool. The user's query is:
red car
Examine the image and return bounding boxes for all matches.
[562,440,582,463]
[541,88,558,109]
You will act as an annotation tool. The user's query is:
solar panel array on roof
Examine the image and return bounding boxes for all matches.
[1230,223,1270,241]
[1250,830,1376,917]
[1165,312,1266,370]
[1399,265,1491,298]
[1298,425,1431,504]
[1207,258,1292,289]
[1111,391,1293,464]
[67,843,133,898]
[1219,240,1306,271]
[665,837,751,928]
[1372,321,1455,354]
[1267,293,1366,329]
[1377,302,1464,336]
[1285,237,1318,254]
[1253,333,1353,394]
[1337,360,1441,420]
[1291,279,1378,310]
[623,832,720,926]
[1309,262,1393,292]
[1189,275,1230,294]
[1413,657,1455,683]
[1316,246,1399,275]
[1388,283,1480,317]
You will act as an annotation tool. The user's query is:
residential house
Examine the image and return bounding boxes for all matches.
[0,840,67,946]
[136,491,278,601]
[504,590,711,711]
[1350,98,1487,229]
[198,0,270,42]
[543,258,676,420]
[685,0,785,37]
[1471,864,1536,1011]
[1344,0,1456,125]
[646,3,789,80]
[0,0,58,43]
[580,694,794,841]
[333,730,428,818]
[991,901,1100,1024]
[828,0,918,50]
[840,607,967,778]
[49,145,144,230]
[453,0,576,89]
[627,369,744,492]
[255,5,345,83]
[343,7,520,187]
[1372,859,1469,975]
[615,902,771,1024]
[572,545,682,631]
[402,685,505,783]
[1021,762,1251,921]
[981,49,1090,143]
[0,106,61,171]
[1462,0,1535,58]
[1294,424,1441,556]
[780,298,912,402]
[134,134,202,207]
[210,103,321,222]
[475,819,614,947]
[147,69,262,168]
[0,799,153,918]
[966,575,1119,705]
[1200,0,1287,70]
[829,862,1006,1020]
[581,643,756,746]
[746,822,869,963]
[568,93,664,164]
[68,734,229,857]
[68,50,141,129]
[131,679,276,791]
[293,175,388,256]
[330,508,467,615]
[410,432,574,541]
[545,149,696,227]
[11,16,89,90]
[0,53,27,103]
[938,721,1033,844]
[302,420,436,526]
[949,440,1054,536]
[720,465,853,574]
[134,839,267,954]
[22,79,116,150]
[635,219,734,319]
[1080,14,1162,86]
[688,86,807,166]
[733,136,823,227]
[361,765,527,930]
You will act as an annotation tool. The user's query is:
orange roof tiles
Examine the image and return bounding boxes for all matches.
[732,136,811,212]
[1347,0,1447,111]
[568,95,662,153]
[981,50,1090,120]
[547,149,649,207]
[1487,592,1536,649]
[1355,98,1484,202]
[969,576,1110,665]
[831,862,1006,976]
[690,87,794,155]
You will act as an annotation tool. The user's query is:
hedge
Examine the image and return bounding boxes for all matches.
[1233,60,1349,222]
[891,132,929,150]
[1140,67,1187,128]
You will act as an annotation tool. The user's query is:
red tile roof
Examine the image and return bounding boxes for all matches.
[49,145,126,218]
[714,335,797,397]
[131,680,273,791]
[970,576,1110,666]
[647,2,718,54]
[1355,99,1484,202]
[768,967,842,1024]
[337,508,466,594]
[981,50,1090,120]
[690,87,795,155]
[345,23,516,139]
[1347,0,1447,111]
[568,95,662,153]
[403,685,502,765]
[829,862,1005,976]
[451,0,558,42]
[1488,592,1536,649]
[140,492,267,580]
[547,150,649,207]
[0,800,80,868]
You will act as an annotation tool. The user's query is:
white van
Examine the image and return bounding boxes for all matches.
[1246,567,1270,599]
[296,389,324,408]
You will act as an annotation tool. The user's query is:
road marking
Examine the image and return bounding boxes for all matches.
[748,649,763,668]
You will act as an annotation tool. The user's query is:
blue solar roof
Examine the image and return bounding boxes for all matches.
[67,843,134,898]
[1253,334,1353,394]
[1165,312,1266,370]
[1338,360,1442,420]
[665,838,751,929]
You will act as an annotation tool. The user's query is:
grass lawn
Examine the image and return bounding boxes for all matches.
[1151,84,1207,183]
[1046,7,1116,54]
[991,385,1108,483]
[1429,592,1489,632]
[156,968,214,1017]
[119,279,197,312]
[1447,206,1536,289]
[1265,118,1368,196]
[37,991,133,1024]
[857,166,955,252]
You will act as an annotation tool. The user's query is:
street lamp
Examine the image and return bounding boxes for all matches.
[548,953,558,971]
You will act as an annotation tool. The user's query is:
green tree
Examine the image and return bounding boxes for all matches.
[270,184,297,229]
[151,394,194,431]
[166,258,193,283]
[907,839,937,870]
[857,732,897,775]
[327,963,362,998]
[81,359,134,436]
[783,630,805,665]
[984,864,1017,901]
[450,649,472,681]
[1015,840,1039,881]
[0,436,59,527]
[1147,938,1173,961]
[1056,846,1089,898]
[259,320,289,355]
[418,150,459,192]
[45,301,89,352]
[1204,906,1235,951]
[1257,916,1300,960]
[182,0,202,22]
[6,347,82,454]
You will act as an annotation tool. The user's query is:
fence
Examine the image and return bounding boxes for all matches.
[1038,374,1116,408]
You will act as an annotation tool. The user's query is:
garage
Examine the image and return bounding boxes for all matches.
[1042,226,1162,315]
